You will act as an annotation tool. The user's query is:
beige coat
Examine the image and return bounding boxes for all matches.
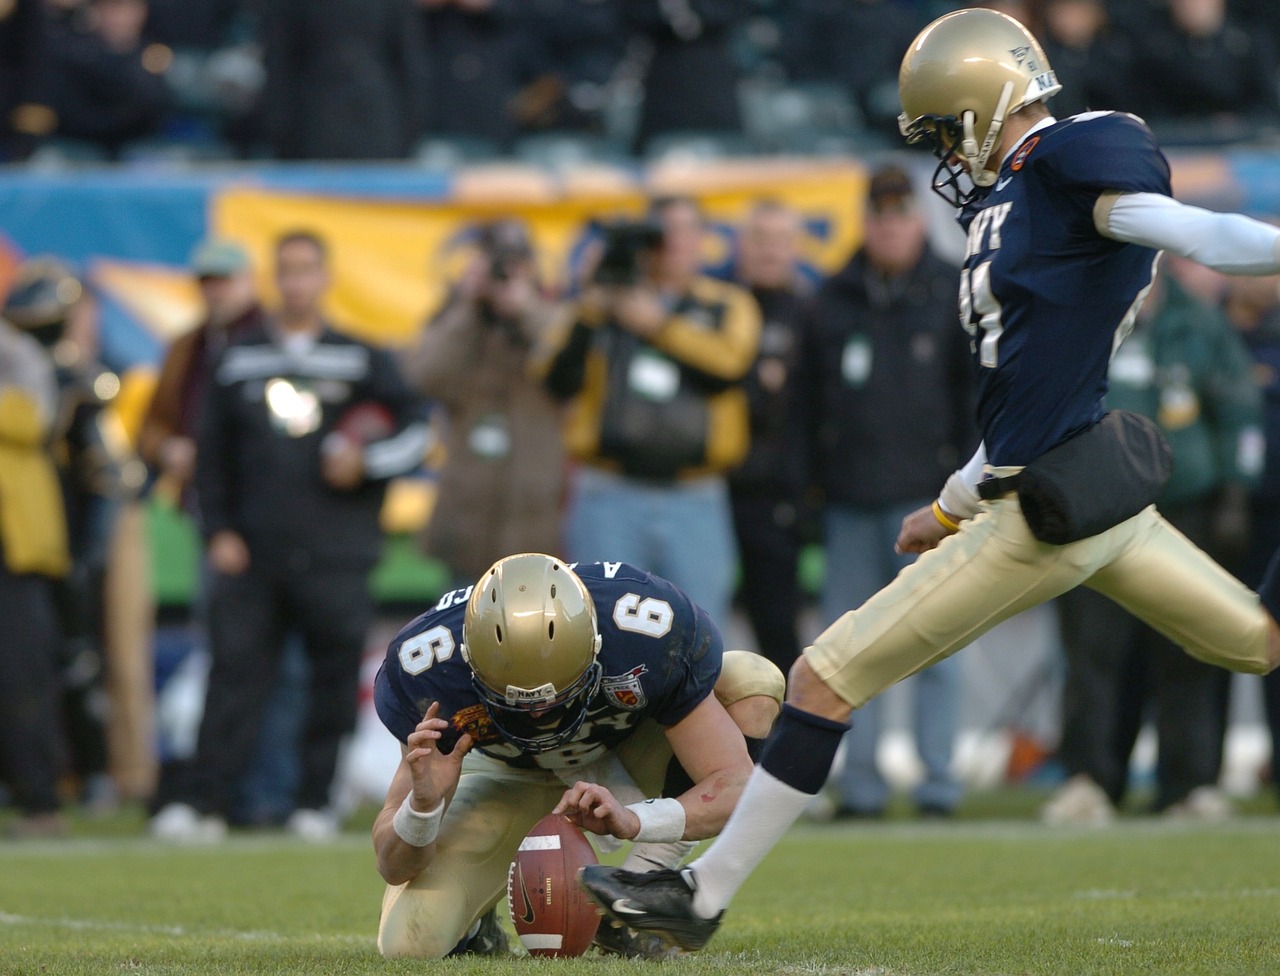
[400,296,568,583]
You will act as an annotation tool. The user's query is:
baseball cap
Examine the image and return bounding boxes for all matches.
[190,239,250,279]
[867,166,917,213]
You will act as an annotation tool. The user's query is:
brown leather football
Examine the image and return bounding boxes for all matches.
[507,814,600,957]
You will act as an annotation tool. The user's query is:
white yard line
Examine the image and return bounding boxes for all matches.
[0,910,370,945]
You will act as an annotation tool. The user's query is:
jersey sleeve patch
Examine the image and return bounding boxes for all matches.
[601,665,649,710]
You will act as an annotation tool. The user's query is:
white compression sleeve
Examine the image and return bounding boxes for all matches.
[937,442,987,520]
[1098,192,1280,275]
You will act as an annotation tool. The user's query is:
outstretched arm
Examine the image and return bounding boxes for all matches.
[1096,192,1280,275]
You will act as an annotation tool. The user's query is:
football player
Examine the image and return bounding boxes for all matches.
[580,8,1280,951]
[370,552,784,958]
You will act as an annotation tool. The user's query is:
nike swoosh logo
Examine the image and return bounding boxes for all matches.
[517,865,536,925]
[996,177,1013,190]
[611,899,646,916]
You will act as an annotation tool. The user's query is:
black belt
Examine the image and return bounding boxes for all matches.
[977,473,1021,500]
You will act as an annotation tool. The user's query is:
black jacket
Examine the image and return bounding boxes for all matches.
[196,320,429,571]
[261,0,425,159]
[803,247,976,508]
[728,283,812,500]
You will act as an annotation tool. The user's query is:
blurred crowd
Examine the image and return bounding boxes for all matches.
[2,0,1280,165]
[6,160,1280,840]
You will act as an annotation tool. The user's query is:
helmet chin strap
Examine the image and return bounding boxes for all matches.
[963,81,1015,189]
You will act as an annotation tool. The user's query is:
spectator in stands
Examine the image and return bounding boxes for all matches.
[626,0,748,155]
[144,0,244,50]
[536,195,760,628]
[399,220,568,586]
[780,0,928,141]
[1044,266,1263,825]
[260,0,424,160]
[509,0,626,136]
[150,230,430,842]
[804,167,973,819]
[1120,0,1280,140]
[143,0,263,158]
[0,0,56,161]
[1033,0,1138,118]
[0,314,71,838]
[1231,0,1280,59]
[44,0,170,158]
[727,199,813,675]
[1222,269,1280,805]
[415,0,524,151]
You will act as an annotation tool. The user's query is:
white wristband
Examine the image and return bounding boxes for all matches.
[626,797,686,844]
[392,793,446,847]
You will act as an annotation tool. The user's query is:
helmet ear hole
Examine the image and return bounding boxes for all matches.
[495,625,503,643]
[548,621,555,639]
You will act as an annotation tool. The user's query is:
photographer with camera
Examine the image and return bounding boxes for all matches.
[400,219,568,586]
[536,195,761,628]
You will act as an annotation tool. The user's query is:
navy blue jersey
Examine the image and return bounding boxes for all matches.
[957,112,1172,465]
[374,561,722,771]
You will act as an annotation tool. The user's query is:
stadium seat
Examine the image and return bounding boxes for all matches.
[513,132,630,170]
[740,80,865,154]
[413,135,503,169]
[642,129,756,164]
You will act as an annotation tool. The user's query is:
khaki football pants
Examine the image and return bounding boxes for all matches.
[807,487,1272,710]
[377,650,784,959]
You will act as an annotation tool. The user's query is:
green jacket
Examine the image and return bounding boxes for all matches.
[1107,277,1263,508]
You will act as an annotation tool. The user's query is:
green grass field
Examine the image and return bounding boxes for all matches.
[2,795,1279,976]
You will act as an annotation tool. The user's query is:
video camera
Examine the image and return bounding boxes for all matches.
[591,219,665,286]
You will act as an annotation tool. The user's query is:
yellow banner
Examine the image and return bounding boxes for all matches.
[211,159,869,347]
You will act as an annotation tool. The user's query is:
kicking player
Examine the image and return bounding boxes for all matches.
[580,8,1280,950]
[370,552,783,958]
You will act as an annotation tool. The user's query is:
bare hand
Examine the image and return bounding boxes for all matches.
[405,702,474,812]
[613,286,666,338]
[895,504,954,555]
[208,530,250,575]
[322,436,365,490]
[552,782,640,840]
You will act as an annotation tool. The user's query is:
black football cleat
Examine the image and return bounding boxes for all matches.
[449,908,510,956]
[593,918,684,959]
[579,865,723,951]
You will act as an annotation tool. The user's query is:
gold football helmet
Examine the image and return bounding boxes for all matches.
[461,553,603,752]
[898,8,1061,205]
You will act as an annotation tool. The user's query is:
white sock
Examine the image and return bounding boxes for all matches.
[686,766,811,919]
[622,839,696,873]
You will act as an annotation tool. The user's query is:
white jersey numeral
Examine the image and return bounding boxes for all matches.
[612,593,674,638]
[398,625,456,675]
[960,259,1004,368]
